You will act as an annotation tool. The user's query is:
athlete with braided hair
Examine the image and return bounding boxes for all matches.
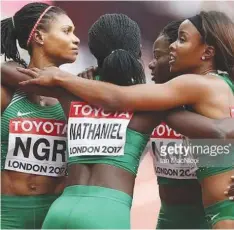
[19,11,234,229]
[1,2,79,228]
[78,19,234,229]
[3,13,159,229]
[40,13,162,229]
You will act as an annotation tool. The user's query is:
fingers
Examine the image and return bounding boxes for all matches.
[30,68,40,77]
[88,66,98,79]
[16,67,39,79]
[78,70,88,79]
[224,177,234,201]
[78,71,84,78]
[93,66,98,72]
[19,78,40,86]
[83,69,89,79]
[87,68,94,80]
[30,67,40,72]
[77,66,97,80]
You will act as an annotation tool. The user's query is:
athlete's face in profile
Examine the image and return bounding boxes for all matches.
[169,20,205,74]
[148,35,177,84]
[42,14,80,65]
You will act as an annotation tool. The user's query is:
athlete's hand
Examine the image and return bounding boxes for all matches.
[77,66,98,80]
[224,175,234,200]
[17,67,62,87]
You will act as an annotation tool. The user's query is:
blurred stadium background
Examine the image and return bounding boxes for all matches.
[1,1,234,228]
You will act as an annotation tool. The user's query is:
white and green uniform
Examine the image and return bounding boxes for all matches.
[195,73,234,227]
[1,90,67,229]
[149,122,209,229]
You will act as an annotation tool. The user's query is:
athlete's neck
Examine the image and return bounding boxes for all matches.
[186,61,217,76]
[28,56,58,69]
[198,68,218,76]
[28,47,60,68]
[28,55,59,105]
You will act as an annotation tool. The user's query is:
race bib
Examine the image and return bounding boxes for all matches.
[230,106,234,117]
[68,102,132,157]
[5,118,67,177]
[150,122,197,179]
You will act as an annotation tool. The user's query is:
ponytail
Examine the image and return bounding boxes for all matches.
[1,17,27,67]
[101,49,145,86]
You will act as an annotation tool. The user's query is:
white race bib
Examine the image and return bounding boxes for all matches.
[150,122,197,179]
[68,102,133,157]
[5,118,67,177]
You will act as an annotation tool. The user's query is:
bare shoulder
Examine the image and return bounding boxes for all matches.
[169,74,212,86]
[201,73,232,94]
[1,85,13,112]
[167,74,221,93]
[1,61,21,76]
[1,61,21,68]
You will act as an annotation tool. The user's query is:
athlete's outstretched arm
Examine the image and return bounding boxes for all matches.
[1,63,73,100]
[18,67,208,111]
[165,109,234,139]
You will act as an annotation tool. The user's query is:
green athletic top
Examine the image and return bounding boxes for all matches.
[153,73,234,185]
[1,90,66,174]
[68,75,149,175]
[68,128,150,175]
[220,73,234,92]
[195,73,234,181]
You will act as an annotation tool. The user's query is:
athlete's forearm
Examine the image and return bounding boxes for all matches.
[165,109,225,139]
[54,72,123,110]
[20,68,206,112]
[54,72,205,112]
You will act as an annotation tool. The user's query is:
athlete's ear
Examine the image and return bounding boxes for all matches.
[202,45,215,60]
[32,30,46,46]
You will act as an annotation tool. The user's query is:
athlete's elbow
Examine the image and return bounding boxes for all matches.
[214,124,234,140]
[224,130,234,139]
[210,128,226,139]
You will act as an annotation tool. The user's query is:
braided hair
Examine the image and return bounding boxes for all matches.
[88,13,145,86]
[1,2,65,67]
